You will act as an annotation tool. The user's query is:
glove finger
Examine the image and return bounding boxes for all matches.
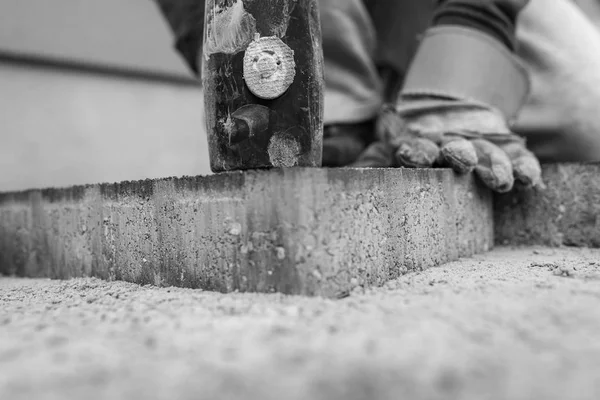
[439,137,478,174]
[394,137,440,168]
[471,139,515,193]
[376,105,408,143]
[352,141,395,168]
[496,141,545,190]
[322,135,368,167]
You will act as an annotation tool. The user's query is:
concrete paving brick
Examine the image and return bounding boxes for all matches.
[0,168,492,297]
[495,163,600,247]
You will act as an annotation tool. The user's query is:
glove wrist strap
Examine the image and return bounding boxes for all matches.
[400,26,530,123]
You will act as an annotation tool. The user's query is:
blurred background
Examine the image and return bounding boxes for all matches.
[0,0,211,192]
[2,0,600,192]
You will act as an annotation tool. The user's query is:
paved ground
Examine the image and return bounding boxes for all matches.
[1,246,600,400]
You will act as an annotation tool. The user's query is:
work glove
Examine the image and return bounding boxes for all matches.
[351,25,544,193]
[353,96,544,193]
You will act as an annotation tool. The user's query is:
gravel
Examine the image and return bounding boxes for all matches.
[2,246,600,400]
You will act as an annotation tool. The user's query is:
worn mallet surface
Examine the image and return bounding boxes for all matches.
[202,0,324,172]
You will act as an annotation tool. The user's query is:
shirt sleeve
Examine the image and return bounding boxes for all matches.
[432,0,530,49]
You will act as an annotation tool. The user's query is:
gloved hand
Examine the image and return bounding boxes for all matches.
[352,96,544,193]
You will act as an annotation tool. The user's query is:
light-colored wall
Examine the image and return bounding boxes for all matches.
[0,62,211,192]
[0,0,191,79]
[0,0,213,192]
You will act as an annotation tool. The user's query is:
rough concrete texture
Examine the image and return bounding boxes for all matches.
[495,163,600,247]
[0,168,492,297]
[1,246,600,400]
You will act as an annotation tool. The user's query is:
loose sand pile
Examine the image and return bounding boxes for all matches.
[1,247,600,400]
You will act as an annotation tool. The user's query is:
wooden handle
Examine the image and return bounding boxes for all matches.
[202,0,324,171]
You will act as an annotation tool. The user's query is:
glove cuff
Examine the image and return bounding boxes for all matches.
[401,26,530,123]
